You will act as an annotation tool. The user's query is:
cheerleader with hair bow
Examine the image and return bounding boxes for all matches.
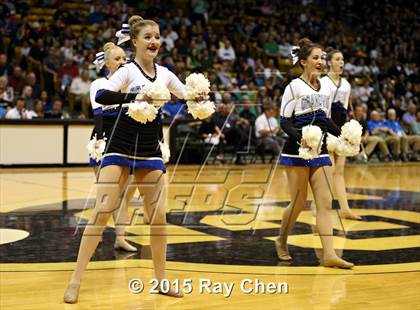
[275,38,354,269]
[88,42,142,253]
[64,15,215,303]
[321,47,362,220]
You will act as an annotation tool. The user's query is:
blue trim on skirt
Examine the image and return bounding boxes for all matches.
[279,155,332,167]
[93,107,103,116]
[89,158,100,167]
[101,155,166,172]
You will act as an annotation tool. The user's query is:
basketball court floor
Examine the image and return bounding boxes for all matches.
[1,163,419,309]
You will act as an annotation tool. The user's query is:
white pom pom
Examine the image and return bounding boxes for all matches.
[341,119,363,145]
[159,141,170,163]
[187,100,216,119]
[302,125,323,151]
[335,139,360,157]
[298,125,323,160]
[142,83,171,108]
[127,101,158,123]
[86,134,107,161]
[299,147,318,160]
[185,73,210,100]
[328,120,363,157]
[327,133,339,153]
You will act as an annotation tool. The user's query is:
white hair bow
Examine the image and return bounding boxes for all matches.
[93,52,105,70]
[115,23,130,45]
[291,45,300,65]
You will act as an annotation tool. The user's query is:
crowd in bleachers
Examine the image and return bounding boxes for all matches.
[0,0,418,162]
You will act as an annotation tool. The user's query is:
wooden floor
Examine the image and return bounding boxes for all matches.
[0,163,419,309]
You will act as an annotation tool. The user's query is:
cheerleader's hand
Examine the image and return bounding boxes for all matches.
[187,100,216,119]
[194,93,209,102]
[127,101,158,123]
[300,138,310,149]
[135,93,152,105]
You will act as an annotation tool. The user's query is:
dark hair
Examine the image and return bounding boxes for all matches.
[296,38,322,68]
[15,97,24,103]
[325,47,342,61]
[324,47,342,70]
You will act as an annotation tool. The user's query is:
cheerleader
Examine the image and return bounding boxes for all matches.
[320,48,361,220]
[64,15,208,303]
[275,38,353,269]
[89,42,139,252]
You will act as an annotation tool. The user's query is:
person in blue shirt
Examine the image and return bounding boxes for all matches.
[385,108,420,161]
[0,105,7,118]
[162,97,187,121]
[367,110,400,161]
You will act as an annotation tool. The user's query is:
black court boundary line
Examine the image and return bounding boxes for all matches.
[0,265,419,276]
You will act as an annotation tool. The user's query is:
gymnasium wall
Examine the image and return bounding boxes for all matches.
[0,120,170,166]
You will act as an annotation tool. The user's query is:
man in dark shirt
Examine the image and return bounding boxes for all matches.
[211,103,248,165]
[239,95,257,126]
[0,54,13,77]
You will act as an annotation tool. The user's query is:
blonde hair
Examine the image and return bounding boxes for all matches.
[102,42,124,67]
[103,42,117,60]
[128,15,158,40]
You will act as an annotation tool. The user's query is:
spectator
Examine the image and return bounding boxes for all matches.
[354,104,390,161]
[410,111,420,136]
[211,103,248,165]
[162,97,187,121]
[0,76,14,104]
[28,38,47,67]
[69,70,91,115]
[25,72,41,99]
[367,110,400,161]
[402,103,417,129]
[5,98,28,119]
[60,39,75,60]
[385,109,420,161]
[0,53,13,76]
[358,80,374,103]
[160,28,175,51]
[0,105,7,118]
[45,98,70,119]
[8,66,25,95]
[191,0,209,25]
[217,39,236,62]
[254,104,284,157]
[239,95,257,126]
[21,85,34,110]
[58,57,79,92]
[263,34,279,57]
[264,58,282,83]
[39,90,52,111]
[166,24,179,42]
[26,100,44,119]
[199,115,225,162]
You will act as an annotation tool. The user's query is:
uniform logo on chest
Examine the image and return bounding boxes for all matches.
[130,85,145,93]
[301,94,329,110]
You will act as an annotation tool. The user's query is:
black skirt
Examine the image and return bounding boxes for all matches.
[104,111,162,158]
[331,101,348,127]
[100,107,165,171]
[280,111,332,167]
